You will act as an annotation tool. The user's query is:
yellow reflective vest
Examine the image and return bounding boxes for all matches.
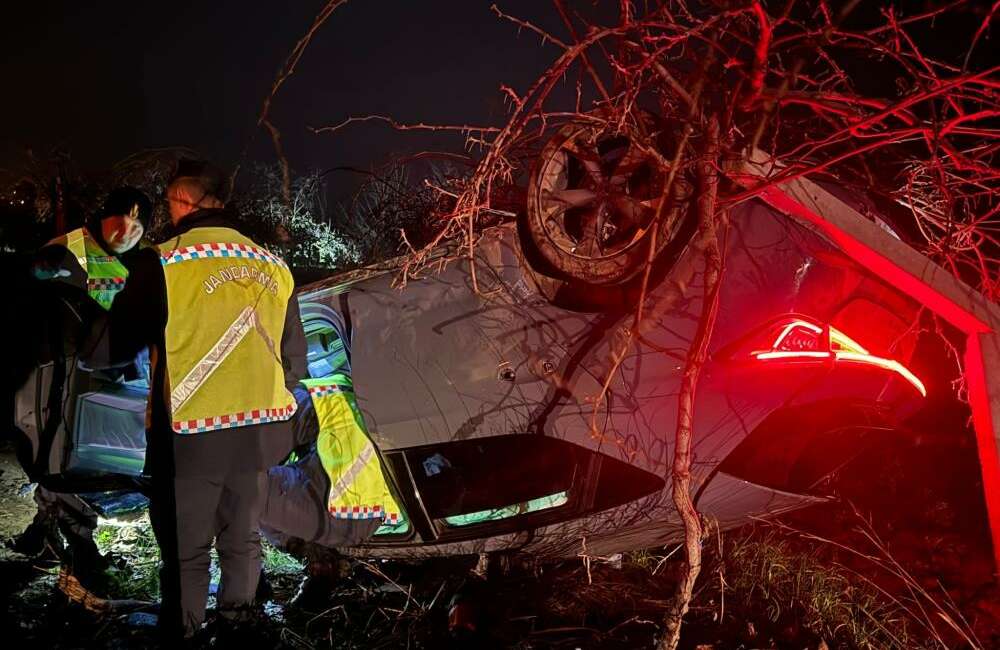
[156,226,297,434]
[302,375,402,524]
[47,227,128,310]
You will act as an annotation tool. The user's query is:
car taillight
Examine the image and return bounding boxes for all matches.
[752,318,926,397]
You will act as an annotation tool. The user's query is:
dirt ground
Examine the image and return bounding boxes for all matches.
[0,441,62,644]
[0,443,36,540]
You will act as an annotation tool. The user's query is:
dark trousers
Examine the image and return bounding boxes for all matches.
[261,451,379,549]
[149,470,267,638]
[33,486,98,546]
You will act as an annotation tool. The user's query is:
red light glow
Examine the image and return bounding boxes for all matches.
[736,176,1000,570]
[755,351,831,360]
[752,318,927,397]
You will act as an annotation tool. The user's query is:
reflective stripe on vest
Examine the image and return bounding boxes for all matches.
[48,228,128,310]
[302,375,402,524]
[156,226,297,434]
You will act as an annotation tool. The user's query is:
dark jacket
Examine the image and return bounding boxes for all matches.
[84,208,307,477]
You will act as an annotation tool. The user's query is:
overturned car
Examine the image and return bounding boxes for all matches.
[13,160,943,562]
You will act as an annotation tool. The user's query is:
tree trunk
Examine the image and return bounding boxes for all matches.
[658,116,724,650]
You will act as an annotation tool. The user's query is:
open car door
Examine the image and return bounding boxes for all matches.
[12,294,149,494]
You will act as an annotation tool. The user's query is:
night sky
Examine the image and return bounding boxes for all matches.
[0,1,616,198]
[2,2,993,194]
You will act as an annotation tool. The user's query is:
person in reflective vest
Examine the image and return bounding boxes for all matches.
[306,373,402,524]
[260,373,404,608]
[82,160,308,641]
[262,374,403,542]
[35,186,151,310]
[8,187,150,589]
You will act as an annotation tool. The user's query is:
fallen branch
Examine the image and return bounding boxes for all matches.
[56,568,153,615]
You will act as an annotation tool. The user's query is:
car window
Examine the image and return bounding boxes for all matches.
[70,380,147,477]
[64,344,151,479]
[404,435,664,537]
[301,301,351,379]
[444,490,569,527]
[374,514,410,536]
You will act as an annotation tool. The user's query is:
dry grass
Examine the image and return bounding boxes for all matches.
[725,530,926,649]
[719,515,983,650]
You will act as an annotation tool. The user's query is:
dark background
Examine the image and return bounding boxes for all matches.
[0,1,993,199]
[0,1,620,200]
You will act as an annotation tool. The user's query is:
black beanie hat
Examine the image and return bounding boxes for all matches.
[100,186,152,229]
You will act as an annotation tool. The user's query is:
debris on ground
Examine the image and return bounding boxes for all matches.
[2,434,999,649]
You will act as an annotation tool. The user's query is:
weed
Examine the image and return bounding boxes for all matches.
[262,541,304,576]
[725,530,920,649]
[721,515,984,650]
[94,513,160,601]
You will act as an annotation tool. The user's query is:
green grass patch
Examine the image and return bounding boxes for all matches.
[94,513,160,600]
[94,515,304,601]
[262,540,304,576]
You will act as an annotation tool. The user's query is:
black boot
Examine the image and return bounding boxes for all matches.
[66,538,110,594]
[255,568,274,603]
[211,607,279,647]
[6,521,62,561]
[288,572,337,612]
[288,544,349,612]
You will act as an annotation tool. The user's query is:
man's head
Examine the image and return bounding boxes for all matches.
[99,187,151,255]
[166,159,228,225]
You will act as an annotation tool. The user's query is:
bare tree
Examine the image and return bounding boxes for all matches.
[313,1,997,645]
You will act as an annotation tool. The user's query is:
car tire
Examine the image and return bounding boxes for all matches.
[523,114,692,286]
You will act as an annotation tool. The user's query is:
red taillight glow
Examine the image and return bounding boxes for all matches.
[755,350,831,360]
[752,319,927,397]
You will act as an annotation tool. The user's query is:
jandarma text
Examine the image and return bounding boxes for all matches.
[202,265,279,296]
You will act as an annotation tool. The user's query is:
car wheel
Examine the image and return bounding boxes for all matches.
[524,114,692,286]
